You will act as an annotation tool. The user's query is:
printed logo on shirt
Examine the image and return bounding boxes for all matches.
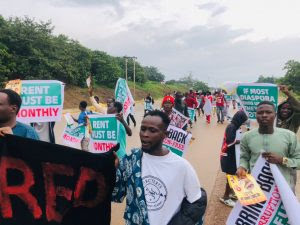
[142,175,168,211]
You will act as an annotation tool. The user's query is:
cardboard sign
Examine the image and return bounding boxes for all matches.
[227,156,300,225]
[88,114,119,153]
[187,107,196,121]
[8,80,64,123]
[62,124,85,149]
[227,174,267,206]
[5,79,22,94]
[64,113,75,126]
[169,108,190,129]
[163,125,192,157]
[86,76,91,88]
[114,78,134,119]
[224,94,232,102]
[0,134,115,225]
[236,83,278,119]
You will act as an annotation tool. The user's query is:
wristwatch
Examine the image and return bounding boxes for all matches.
[282,157,289,166]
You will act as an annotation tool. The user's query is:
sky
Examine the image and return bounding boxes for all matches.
[1,0,300,86]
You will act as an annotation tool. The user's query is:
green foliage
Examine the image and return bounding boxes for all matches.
[166,74,210,92]
[0,16,152,87]
[91,51,121,87]
[115,57,147,83]
[128,81,187,99]
[256,75,277,84]
[144,66,165,82]
[280,60,300,94]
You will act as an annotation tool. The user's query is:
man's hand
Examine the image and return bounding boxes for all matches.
[88,86,93,97]
[279,85,291,97]
[236,167,247,179]
[262,152,283,164]
[0,127,13,137]
[116,113,124,122]
[113,152,120,168]
[111,143,120,169]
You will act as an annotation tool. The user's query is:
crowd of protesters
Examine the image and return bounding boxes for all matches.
[0,80,299,225]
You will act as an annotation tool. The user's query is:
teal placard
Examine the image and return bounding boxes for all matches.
[89,115,118,142]
[21,82,62,106]
[187,107,195,121]
[236,84,278,119]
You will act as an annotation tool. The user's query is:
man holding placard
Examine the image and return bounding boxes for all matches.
[237,101,300,191]
[107,101,132,158]
[276,85,300,134]
[0,89,39,140]
[112,110,206,225]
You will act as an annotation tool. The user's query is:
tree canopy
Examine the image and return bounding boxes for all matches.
[0,16,164,87]
[256,75,277,84]
[166,74,210,92]
[280,60,300,94]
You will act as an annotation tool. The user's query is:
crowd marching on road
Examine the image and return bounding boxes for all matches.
[0,79,299,225]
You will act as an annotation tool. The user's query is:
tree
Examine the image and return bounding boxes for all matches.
[280,60,300,93]
[0,16,150,87]
[144,66,165,82]
[256,75,277,84]
[91,51,121,87]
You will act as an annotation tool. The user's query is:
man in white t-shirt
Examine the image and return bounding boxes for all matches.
[112,110,205,225]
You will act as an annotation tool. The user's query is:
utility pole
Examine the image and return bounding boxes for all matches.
[123,56,129,81]
[123,56,137,98]
[133,57,137,98]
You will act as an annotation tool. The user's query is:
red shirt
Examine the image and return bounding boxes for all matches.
[185,96,198,108]
[216,94,225,107]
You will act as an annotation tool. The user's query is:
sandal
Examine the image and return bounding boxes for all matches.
[229,193,238,201]
[220,197,236,207]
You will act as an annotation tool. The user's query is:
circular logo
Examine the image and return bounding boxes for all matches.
[142,175,167,211]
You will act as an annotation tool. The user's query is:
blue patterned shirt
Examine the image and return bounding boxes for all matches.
[112,148,150,225]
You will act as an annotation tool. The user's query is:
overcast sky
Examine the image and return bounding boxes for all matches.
[1,0,300,86]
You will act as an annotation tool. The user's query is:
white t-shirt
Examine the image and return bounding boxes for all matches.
[33,122,50,142]
[141,151,201,225]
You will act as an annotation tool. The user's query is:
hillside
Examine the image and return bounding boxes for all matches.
[64,81,188,109]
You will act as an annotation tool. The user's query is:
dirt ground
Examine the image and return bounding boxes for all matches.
[64,85,153,109]
[56,101,300,225]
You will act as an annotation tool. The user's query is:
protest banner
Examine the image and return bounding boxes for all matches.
[88,114,119,153]
[197,98,202,108]
[5,79,22,94]
[224,94,232,104]
[163,125,192,157]
[227,174,266,206]
[62,124,85,149]
[227,156,299,225]
[169,108,190,129]
[0,134,115,225]
[187,107,196,121]
[86,76,91,88]
[115,78,134,119]
[270,163,300,224]
[64,113,75,126]
[236,83,278,119]
[6,80,64,123]
[235,129,242,168]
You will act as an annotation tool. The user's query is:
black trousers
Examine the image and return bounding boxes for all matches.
[127,113,136,126]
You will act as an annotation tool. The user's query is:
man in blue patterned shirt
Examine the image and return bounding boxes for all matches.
[112,110,202,225]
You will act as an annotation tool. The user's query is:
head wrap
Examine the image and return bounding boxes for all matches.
[162,95,175,105]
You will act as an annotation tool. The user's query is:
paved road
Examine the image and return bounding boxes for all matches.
[54,101,300,225]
